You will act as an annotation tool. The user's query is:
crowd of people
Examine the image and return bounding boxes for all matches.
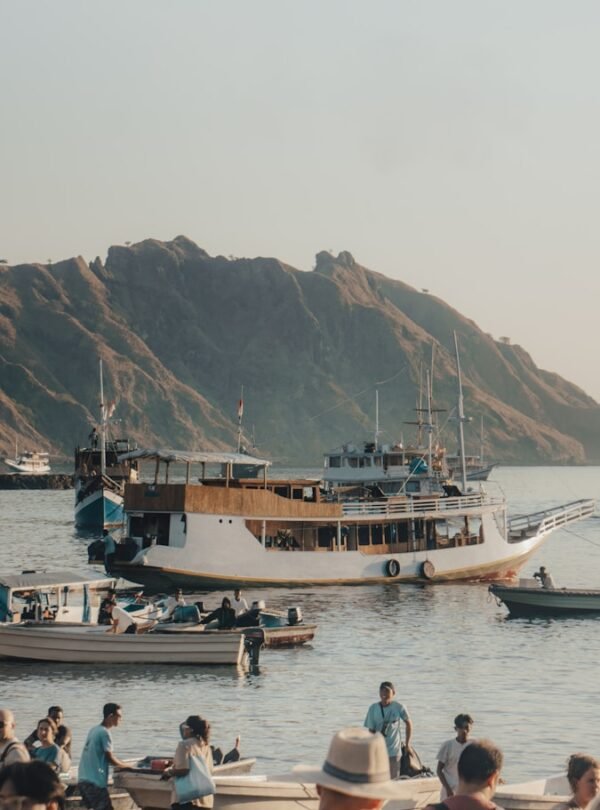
[1,688,598,810]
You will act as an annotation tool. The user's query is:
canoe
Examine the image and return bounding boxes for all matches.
[489,583,600,617]
[0,623,247,665]
[114,770,420,810]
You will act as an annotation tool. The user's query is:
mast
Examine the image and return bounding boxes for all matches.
[236,386,244,453]
[374,389,379,450]
[425,369,433,471]
[453,331,468,492]
[99,359,106,476]
[479,415,485,464]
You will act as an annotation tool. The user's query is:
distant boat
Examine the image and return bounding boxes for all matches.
[490,580,600,617]
[4,443,51,475]
[74,360,138,529]
[446,417,496,481]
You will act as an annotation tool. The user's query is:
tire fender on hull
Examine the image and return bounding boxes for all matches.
[385,559,400,577]
[421,561,435,580]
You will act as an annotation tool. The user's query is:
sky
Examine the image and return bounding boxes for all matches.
[2,1,600,399]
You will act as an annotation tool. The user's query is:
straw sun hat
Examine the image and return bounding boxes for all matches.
[291,727,412,801]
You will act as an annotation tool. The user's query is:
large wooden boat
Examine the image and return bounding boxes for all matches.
[106,449,595,591]
[490,581,600,617]
[0,622,247,665]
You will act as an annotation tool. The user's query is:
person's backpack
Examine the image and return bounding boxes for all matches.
[399,744,434,778]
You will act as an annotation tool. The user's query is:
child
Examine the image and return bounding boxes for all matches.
[437,713,474,798]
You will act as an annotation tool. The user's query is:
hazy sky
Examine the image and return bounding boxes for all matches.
[2,1,600,399]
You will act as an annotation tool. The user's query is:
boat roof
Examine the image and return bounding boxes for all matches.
[118,448,272,467]
[0,571,115,591]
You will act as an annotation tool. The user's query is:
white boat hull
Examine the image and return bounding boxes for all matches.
[113,498,595,590]
[0,624,246,665]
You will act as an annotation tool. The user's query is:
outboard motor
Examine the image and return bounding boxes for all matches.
[287,607,302,626]
[243,628,264,669]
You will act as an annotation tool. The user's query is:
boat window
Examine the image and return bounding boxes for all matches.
[371,525,383,545]
[359,458,371,468]
[292,488,304,500]
[388,454,403,466]
[405,480,421,493]
[329,456,341,468]
[317,526,334,549]
[373,457,382,467]
[358,525,370,546]
[348,458,359,468]
[274,486,289,498]
[303,487,316,502]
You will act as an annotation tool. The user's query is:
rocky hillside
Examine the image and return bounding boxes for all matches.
[1,236,599,465]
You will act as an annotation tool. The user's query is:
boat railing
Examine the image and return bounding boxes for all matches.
[341,492,503,517]
[508,499,596,538]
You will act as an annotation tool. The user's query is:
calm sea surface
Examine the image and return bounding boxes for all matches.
[1,466,599,783]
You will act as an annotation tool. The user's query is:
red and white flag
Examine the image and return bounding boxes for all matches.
[237,399,244,422]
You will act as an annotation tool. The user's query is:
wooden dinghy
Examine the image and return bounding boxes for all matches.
[495,774,570,810]
[490,583,600,617]
[115,769,426,810]
[0,623,247,665]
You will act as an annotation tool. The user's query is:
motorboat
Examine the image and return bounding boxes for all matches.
[4,448,51,474]
[0,571,118,624]
[0,618,249,665]
[490,579,600,617]
[495,773,571,810]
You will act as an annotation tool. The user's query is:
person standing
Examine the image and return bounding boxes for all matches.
[25,706,72,758]
[78,703,127,810]
[425,740,503,810]
[232,589,249,617]
[437,714,474,798]
[364,682,412,780]
[31,718,67,773]
[102,531,117,573]
[166,715,215,809]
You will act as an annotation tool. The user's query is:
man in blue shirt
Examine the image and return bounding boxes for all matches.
[364,681,412,780]
[78,703,127,810]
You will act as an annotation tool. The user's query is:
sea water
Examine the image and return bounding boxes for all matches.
[0,466,599,783]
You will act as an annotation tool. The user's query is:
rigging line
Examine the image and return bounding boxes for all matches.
[560,525,600,549]
[307,363,411,423]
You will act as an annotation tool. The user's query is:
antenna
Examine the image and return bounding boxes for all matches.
[99,359,106,476]
[453,331,468,492]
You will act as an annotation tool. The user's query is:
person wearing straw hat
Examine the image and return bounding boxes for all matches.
[292,726,413,809]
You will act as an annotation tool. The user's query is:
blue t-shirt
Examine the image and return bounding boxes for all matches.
[78,725,113,787]
[364,700,409,757]
[33,744,60,769]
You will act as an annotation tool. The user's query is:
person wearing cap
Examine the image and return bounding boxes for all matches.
[364,682,412,780]
[425,740,503,810]
[292,726,414,809]
[533,566,556,589]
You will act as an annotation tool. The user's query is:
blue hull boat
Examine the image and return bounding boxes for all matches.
[74,485,124,529]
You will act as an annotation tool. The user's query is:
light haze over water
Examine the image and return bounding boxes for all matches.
[0,466,599,782]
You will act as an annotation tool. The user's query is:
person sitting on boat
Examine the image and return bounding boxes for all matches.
[424,739,504,810]
[436,714,474,799]
[231,589,249,617]
[30,718,70,774]
[163,715,214,809]
[25,706,72,759]
[203,597,236,630]
[164,589,186,620]
[533,566,556,589]
[98,591,117,625]
[364,681,412,780]
[553,754,600,810]
[0,760,65,810]
[106,601,137,634]
[289,726,413,810]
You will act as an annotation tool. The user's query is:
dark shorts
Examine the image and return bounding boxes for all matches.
[79,782,113,810]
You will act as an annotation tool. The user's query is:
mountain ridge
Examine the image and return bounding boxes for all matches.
[1,236,598,465]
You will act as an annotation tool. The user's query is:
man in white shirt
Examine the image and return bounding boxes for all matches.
[232,589,249,617]
[164,589,186,619]
[534,566,556,589]
[436,713,474,798]
[106,603,137,635]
